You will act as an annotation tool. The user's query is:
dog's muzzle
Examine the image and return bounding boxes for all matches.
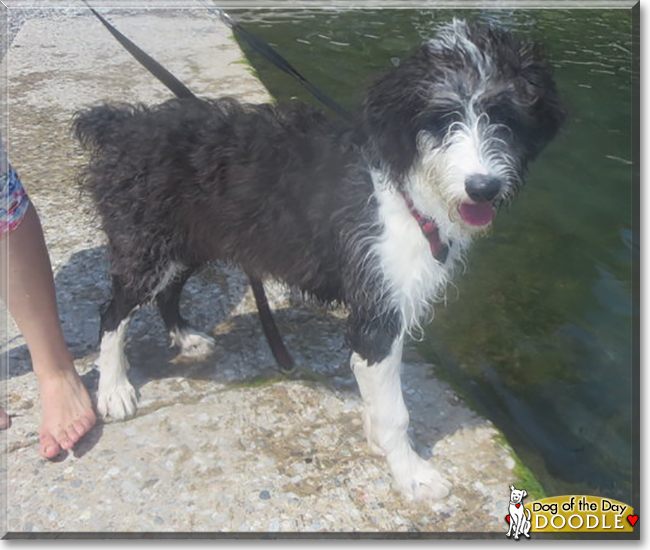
[459,174,501,227]
[465,174,502,203]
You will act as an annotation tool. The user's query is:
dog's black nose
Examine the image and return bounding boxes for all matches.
[465,174,502,203]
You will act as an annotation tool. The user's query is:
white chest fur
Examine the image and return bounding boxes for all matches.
[371,173,468,335]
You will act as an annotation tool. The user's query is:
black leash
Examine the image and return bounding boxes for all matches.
[81,1,195,99]
[82,0,352,121]
[198,1,353,121]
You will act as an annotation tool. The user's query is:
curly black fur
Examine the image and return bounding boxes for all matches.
[75,99,369,300]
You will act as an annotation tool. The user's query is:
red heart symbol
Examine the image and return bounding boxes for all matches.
[516,504,521,508]
[627,515,638,527]
[505,515,511,524]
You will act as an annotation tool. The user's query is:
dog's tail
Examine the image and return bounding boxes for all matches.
[73,103,141,152]
[73,103,152,202]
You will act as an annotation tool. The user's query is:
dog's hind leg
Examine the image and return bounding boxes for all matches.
[155,269,216,358]
[96,277,141,420]
[349,314,450,501]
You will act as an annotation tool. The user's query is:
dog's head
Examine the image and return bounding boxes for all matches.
[363,19,565,235]
[509,484,528,504]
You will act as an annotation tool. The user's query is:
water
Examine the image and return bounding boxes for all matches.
[229,8,635,503]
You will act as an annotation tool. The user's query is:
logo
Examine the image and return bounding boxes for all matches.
[504,486,637,535]
[505,484,532,539]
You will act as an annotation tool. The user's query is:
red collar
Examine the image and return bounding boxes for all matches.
[401,191,450,263]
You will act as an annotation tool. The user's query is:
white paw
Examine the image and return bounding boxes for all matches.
[391,453,451,501]
[171,328,216,357]
[97,382,138,420]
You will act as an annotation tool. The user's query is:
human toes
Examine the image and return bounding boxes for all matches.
[59,408,97,449]
[51,423,80,451]
[40,432,62,459]
[0,408,11,430]
[70,414,96,443]
[58,424,81,450]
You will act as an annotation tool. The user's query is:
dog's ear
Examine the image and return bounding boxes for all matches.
[362,45,434,184]
[509,485,515,491]
[517,41,566,158]
[522,490,528,498]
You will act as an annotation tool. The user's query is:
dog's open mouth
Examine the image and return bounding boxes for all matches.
[459,202,495,227]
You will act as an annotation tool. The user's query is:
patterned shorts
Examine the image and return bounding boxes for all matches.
[0,162,30,237]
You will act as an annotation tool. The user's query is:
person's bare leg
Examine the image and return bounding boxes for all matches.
[0,204,96,458]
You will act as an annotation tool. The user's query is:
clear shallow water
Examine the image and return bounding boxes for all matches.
[230,8,635,503]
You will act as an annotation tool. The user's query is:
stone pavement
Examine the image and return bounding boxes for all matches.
[2,1,518,535]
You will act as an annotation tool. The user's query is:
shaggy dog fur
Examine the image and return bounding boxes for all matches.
[74,19,563,500]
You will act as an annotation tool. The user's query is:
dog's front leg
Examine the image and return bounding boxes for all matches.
[95,281,140,420]
[513,519,522,540]
[350,336,450,501]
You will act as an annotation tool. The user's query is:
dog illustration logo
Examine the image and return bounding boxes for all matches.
[506,485,532,539]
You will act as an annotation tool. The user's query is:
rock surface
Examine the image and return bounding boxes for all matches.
[2,2,516,535]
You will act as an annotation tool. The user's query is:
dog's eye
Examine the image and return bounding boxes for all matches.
[485,103,516,125]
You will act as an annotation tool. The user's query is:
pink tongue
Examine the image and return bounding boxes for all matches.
[460,203,494,226]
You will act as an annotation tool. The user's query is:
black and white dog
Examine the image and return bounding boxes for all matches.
[74,19,563,501]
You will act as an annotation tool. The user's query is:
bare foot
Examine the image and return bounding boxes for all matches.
[38,366,97,459]
[0,407,11,430]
